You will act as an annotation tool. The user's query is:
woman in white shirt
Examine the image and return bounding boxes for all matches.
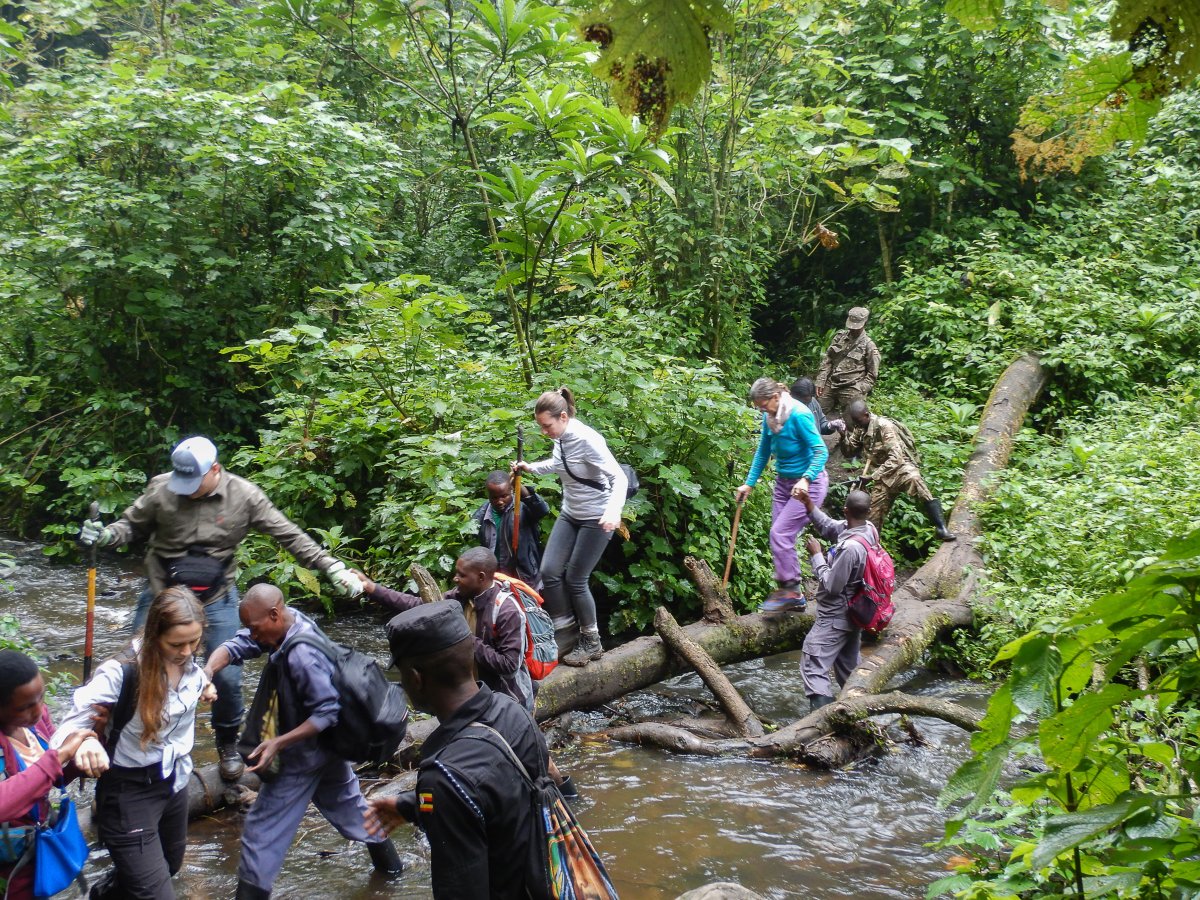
[53,586,215,900]
[514,387,627,667]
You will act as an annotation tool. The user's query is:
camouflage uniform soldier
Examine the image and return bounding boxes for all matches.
[815,307,881,418]
[841,400,956,542]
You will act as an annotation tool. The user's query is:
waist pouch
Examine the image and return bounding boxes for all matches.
[161,547,228,594]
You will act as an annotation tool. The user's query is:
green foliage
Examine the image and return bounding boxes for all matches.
[935,525,1200,898]
[222,277,766,624]
[577,0,733,135]
[948,387,1200,673]
[0,59,409,533]
[873,102,1200,414]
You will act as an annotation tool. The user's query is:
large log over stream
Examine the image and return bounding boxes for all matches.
[534,568,813,720]
[588,352,1047,763]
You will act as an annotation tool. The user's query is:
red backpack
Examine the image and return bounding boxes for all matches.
[493,573,559,680]
[845,530,896,635]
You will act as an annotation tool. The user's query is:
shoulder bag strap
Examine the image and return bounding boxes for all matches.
[558,441,606,493]
[466,722,536,787]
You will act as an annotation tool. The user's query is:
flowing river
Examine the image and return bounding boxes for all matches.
[3,539,983,899]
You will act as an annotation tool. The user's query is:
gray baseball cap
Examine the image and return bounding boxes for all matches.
[168,436,218,495]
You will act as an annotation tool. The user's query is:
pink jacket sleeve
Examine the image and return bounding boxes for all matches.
[0,726,63,823]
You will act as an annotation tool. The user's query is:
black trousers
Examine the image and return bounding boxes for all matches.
[94,764,189,900]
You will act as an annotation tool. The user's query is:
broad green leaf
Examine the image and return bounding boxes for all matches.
[940,738,1015,814]
[971,680,1016,753]
[1009,634,1059,716]
[1030,794,1156,870]
[945,0,1003,30]
[1037,687,1135,774]
[577,0,733,136]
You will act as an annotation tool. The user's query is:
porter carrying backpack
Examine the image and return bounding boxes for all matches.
[845,531,896,635]
[280,629,409,765]
[493,573,559,680]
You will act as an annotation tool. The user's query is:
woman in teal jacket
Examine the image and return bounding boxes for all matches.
[736,378,829,611]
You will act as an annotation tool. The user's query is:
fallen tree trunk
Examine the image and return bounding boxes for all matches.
[597,691,983,763]
[593,353,1045,764]
[654,606,765,738]
[535,609,814,719]
[840,351,1046,700]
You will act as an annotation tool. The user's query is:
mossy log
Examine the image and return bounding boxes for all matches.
[534,610,814,720]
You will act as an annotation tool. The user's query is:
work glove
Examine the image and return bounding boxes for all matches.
[80,519,116,548]
[828,418,847,433]
[326,560,364,598]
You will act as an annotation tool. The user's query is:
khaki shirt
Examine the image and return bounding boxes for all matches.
[816,330,880,393]
[108,471,336,602]
[841,414,912,486]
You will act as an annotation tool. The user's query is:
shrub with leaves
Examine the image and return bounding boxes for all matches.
[933,524,1200,898]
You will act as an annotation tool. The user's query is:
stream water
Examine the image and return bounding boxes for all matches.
[2,539,984,899]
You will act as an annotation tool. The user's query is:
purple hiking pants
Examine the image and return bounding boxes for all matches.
[770,471,829,584]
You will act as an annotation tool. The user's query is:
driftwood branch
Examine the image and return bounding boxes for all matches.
[410,563,444,603]
[598,691,981,763]
[683,555,736,623]
[654,606,765,738]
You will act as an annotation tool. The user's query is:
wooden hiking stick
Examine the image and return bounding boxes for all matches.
[721,499,745,589]
[511,424,524,556]
[84,500,98,682]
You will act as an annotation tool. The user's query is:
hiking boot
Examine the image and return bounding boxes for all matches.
[924,498,957,542]
[809,694,835,710]
[562,631,603,667]
[367,839,405,876]
[218,741,245,782]
[236,880,271,900]
[760,583,806,615]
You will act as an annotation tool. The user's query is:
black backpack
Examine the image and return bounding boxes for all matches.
[280,630,409,765]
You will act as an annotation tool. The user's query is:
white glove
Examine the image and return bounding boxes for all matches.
[326,560,363,598]
[80,519,116,547]
[828,419,847,433]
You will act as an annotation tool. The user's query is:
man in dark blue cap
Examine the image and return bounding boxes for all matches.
[365,600,548,900]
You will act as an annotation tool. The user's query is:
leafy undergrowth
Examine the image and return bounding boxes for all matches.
[950,382,1200,674]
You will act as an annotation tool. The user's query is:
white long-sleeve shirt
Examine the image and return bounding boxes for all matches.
[51,652,208,792]
[526,418,627,524]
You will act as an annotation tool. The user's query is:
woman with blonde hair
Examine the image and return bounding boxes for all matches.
[736,377,829,612]
[513,387,627,667]
[53,586,215,899]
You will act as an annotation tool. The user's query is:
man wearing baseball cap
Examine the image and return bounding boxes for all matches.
[79,435,364,782]
[815,306,881,420]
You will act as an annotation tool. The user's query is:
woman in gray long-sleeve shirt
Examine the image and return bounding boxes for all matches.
[513,387,627,668]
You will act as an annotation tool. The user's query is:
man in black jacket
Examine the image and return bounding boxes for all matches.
[365,601,549,900]
[473,470,550,591]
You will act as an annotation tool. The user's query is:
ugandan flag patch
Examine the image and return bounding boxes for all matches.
[419,792,434,814]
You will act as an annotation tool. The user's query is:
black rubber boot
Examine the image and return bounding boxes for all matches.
[557,775,579,799]
[236,880,271,900]
[216,726,245,782]
[809,694,835,710]
[924,498,957,542]
[367,840,405,876]
[88,869,119,899]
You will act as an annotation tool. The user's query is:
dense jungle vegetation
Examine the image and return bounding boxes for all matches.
[1,0,1198,895]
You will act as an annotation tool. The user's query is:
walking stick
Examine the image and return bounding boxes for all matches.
[511,425,524,557]
[721,499,745,590]
[83,500,99,682]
